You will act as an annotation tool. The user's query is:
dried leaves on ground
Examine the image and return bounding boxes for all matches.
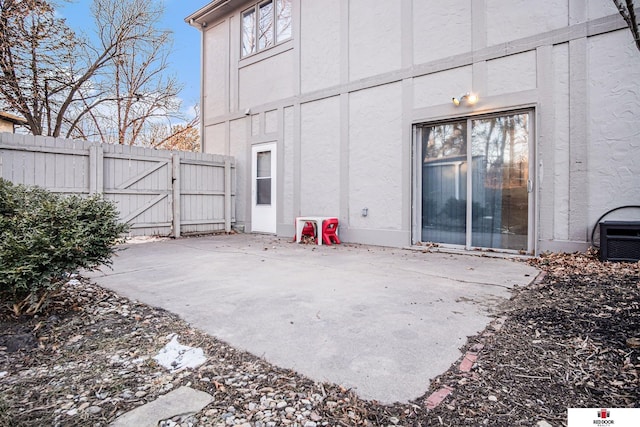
[0,250,638,427]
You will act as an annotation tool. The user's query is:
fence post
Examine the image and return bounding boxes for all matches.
[225,158,232,233]
[172,154,181,238]
[89,145,104,195]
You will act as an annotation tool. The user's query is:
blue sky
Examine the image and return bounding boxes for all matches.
[58,0,212,116]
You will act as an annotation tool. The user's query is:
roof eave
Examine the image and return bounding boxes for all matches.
[0,111,28,125]
[185,0,238,28]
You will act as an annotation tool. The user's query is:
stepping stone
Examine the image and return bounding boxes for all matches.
[110,386,214,427]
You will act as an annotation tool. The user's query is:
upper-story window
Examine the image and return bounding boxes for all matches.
[242,0,292,57]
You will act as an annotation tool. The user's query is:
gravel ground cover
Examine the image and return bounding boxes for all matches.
[0,249,638,427]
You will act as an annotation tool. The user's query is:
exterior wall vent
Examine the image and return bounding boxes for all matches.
[599,221,640,262]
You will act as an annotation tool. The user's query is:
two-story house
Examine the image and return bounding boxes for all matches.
[186,0,640,255]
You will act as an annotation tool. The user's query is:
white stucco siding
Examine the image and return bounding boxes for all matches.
[229,118,248,224]
[283,106,295,224]
[265,110,278,134]
[413,66,473,109]
[300,0,341,93]
[203,21,229,122]
[552,43,570,241]
[204,122,227,155]
[239,51,295,108]
[486,0,568,46]
[486,51,537,96]
[300,97,341,217]
[349,83,403,230]
[251,114,260,136]
[348,0,401,81]
[587,30,640,224]
[587,0,619,20]
[412,0,472,66]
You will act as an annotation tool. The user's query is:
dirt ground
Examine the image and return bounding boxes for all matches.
[0,249,638,427]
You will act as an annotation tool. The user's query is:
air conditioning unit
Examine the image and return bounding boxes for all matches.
[599,221,640,262]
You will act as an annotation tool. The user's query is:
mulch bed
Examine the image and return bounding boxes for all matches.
[0,250,638,426]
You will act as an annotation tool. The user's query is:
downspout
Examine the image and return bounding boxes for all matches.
[199,21,206,153]
[189,17,207,153]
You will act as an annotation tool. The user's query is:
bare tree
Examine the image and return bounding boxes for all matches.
[613,0,640,52]
[151,122,201,152]
[0,0,79,136]
[139,106,200,152]
[70,0,186,145]
[0,0,194,146]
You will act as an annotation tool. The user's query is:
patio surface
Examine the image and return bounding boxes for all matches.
[87,234,538,404]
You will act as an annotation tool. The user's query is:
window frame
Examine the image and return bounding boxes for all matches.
[412,108,536,254]
[241,0,292,59]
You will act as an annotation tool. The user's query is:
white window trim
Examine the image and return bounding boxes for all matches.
[241,0,292,59]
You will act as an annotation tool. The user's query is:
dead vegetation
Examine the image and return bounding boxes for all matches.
[0,250,638,426]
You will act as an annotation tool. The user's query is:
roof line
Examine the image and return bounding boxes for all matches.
[185,0,233,26]
[0,111,27,125]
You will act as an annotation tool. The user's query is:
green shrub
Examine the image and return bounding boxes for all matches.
[0,178,129,315]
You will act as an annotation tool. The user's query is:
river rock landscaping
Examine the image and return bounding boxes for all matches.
[0,249,638,426]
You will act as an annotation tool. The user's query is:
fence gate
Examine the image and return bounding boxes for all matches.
[0,133,235,237]
[102,149,173,236]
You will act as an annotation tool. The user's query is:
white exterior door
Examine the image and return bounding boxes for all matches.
[251,143,277,233]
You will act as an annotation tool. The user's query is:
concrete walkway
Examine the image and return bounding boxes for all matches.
[88,234,538,404]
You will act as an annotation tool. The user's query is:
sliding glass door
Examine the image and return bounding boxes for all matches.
[419,120,468,245]
[416,110,533,252]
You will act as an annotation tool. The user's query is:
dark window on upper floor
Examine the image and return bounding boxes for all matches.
[242,0,291,57]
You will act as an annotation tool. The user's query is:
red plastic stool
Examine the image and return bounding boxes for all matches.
[322,218,340,245]
[293,221,317,242]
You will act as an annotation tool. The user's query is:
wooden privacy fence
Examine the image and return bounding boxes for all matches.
[0,133,236,237]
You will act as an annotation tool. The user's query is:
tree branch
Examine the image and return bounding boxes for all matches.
[614,0,640,52]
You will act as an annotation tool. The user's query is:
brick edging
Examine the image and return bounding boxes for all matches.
[424,316,507,410]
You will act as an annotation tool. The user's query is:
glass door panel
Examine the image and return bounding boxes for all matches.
[420,121,468,245]
[256,150,272,205]
[470,113,529,250]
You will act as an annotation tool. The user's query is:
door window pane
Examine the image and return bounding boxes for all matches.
[257,151,271,177]
[257,178,272,205]
[275,0,292,42]
[421,121,467,245]
[256,150,272,205]
[242,8,256,57]
[258,1,274,50]
[471,113,529,250]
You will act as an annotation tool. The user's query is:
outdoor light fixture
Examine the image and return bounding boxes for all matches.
[452,92,479,107]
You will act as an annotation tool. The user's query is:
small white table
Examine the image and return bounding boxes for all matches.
[295,216,337,246]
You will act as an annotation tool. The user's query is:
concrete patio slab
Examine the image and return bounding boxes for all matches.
[88,234,538,404]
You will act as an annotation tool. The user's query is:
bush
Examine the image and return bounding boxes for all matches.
[0,179,129,315]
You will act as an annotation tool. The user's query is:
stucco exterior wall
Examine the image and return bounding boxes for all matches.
[486,0,568,46]
[551,43,570,242]
[348,0,401,81]
[203,21,229,121]
[204,123,227,155]
[239,51,295,108]
[300,97,341,217]
[486,51,537,96]
[412,0,472,66]
[300,0,341,93]
[587,1,621,20]
[413,66,472,110]
[587,30,640,225]
[192,0,640,253]
[229,118,249,226]
[282,106,295,226]
[348,83,403,233]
